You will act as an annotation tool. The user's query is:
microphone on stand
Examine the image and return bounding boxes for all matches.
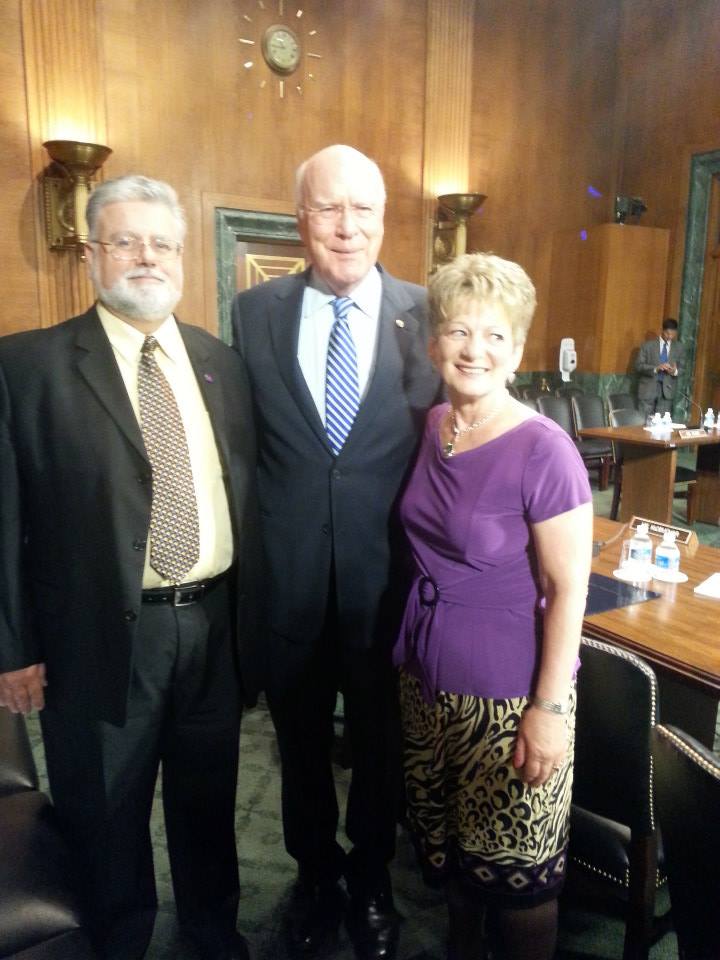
[680,391,704,429]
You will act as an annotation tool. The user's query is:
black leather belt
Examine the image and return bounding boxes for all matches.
[141,571,228,607]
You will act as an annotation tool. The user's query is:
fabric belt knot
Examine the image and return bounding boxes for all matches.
[325,296,360,456]
[138,335,200,583]
[418,576,439,607]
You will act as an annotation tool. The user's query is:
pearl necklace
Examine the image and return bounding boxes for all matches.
[442,395,507,459]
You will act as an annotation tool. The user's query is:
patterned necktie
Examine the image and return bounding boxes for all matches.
[658,340,668,380]
[325,297,360,455]
[138,336,200,583]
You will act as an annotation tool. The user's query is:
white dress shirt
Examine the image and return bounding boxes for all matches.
[98,304,233,587]
[297,267,382,424]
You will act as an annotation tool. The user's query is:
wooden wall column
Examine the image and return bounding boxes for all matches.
[421,0,476,276]
[21,0,107,325]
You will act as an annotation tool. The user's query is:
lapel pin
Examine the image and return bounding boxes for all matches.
[395,318,405,328]
[203,373,214,383]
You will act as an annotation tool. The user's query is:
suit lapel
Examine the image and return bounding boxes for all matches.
[74,308,148,463]
[341,272,420,448]
[268,273,329,447]
[179,323,235,472]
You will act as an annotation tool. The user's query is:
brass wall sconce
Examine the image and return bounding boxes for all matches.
[432,192,486,271]
[42,139,112,251]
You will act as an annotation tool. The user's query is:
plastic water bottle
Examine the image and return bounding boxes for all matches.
[629,522,653,577]
[704,407,715,429]
[654,530,680,575]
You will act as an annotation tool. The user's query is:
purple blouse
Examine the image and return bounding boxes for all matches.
[393,404,592,702]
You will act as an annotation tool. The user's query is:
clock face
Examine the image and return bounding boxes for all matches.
[262,24,301,75]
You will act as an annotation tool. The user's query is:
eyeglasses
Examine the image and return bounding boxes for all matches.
[302,203,381,223]
[87,233,183,261]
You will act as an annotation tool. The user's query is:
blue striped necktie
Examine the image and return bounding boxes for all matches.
[325,296,360,455]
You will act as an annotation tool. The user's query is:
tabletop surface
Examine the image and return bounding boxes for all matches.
[579,424,720,449]
[585,516,720,692]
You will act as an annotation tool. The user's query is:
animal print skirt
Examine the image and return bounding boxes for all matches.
[398,670,575,908]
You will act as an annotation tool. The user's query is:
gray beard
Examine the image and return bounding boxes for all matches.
[93,269,181,322]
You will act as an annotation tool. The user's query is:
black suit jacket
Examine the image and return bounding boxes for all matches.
[231,267,439,666]
[0,307,263,723]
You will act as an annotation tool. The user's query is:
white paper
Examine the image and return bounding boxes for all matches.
[693,572,720,598]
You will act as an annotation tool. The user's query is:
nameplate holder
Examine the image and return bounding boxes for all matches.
[678,428,707,439]
[629,515,698,548]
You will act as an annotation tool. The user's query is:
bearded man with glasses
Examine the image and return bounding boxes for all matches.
[0,175,262,960]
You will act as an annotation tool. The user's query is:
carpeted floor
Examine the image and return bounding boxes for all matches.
[27,700,679,960]
[27,476,720,960]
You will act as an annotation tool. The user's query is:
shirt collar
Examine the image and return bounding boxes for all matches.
[96,302,181,363]
[306,265,382,320]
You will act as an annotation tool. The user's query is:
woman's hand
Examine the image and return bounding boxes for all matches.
[513,704,568,787]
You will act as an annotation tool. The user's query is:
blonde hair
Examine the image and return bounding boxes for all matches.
[429,253,537,343]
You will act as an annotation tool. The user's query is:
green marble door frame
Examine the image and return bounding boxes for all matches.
[677,149,720,420]
[215,207,301,343]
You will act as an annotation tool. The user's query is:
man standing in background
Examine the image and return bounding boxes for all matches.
[0,175,261,960]
[232,145,439,960]
[635,317,685,419]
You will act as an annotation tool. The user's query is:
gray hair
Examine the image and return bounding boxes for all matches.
[86,175,186,240]
[429,253,537,344]
[294,144,386,212]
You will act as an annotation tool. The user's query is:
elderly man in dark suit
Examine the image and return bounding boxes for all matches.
[635,317,686,419]
[231,145,439,960]
[0,176,261,960]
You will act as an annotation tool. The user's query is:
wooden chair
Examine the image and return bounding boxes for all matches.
[566,637,668,960]
[608,408,697,523]
[652,724,720,960]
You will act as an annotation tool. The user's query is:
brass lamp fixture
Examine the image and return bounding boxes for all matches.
[42,139,112,251]
[432,192,486,271]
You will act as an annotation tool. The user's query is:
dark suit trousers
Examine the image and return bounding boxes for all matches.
[266,592,402,893]
[40,580,241,960]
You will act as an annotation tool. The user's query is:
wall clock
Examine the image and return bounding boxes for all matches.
[238,1,322,99]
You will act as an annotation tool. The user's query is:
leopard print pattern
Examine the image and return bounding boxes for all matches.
[399,670,575,904]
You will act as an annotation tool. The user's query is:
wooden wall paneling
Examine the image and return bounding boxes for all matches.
[98,0,429,329]
[468,0,623,373]
[548,224,669,375]
[616,0,720,316]
[0,3,39,335]
[21,0,107,327]
[421,0,476,277]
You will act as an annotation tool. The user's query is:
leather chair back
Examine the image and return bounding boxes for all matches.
[608,392,638,414]
[567,637,664,960]
[610,408,645,428]
[653,724,720,960]
[0,709,38,797]
[536,395,575,437]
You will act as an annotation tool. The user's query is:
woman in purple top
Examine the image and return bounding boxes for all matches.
[393,253,592,960]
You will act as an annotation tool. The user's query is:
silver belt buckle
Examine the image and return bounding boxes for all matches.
[172,583,202,607]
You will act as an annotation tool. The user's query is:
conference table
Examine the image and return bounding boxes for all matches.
[578,423,720,525]
[585,516,720,746]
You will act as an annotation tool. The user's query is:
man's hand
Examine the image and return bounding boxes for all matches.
[0,663,47,714]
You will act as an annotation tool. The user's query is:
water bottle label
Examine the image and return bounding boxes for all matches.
[655,549,679,571]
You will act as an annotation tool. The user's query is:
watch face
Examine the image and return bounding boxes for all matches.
[262,24,301,75]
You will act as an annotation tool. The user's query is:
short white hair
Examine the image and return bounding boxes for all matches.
[294,144,386,214]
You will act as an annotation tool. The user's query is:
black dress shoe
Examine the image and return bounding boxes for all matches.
[345,888,400,960]
[285,879,346,958]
